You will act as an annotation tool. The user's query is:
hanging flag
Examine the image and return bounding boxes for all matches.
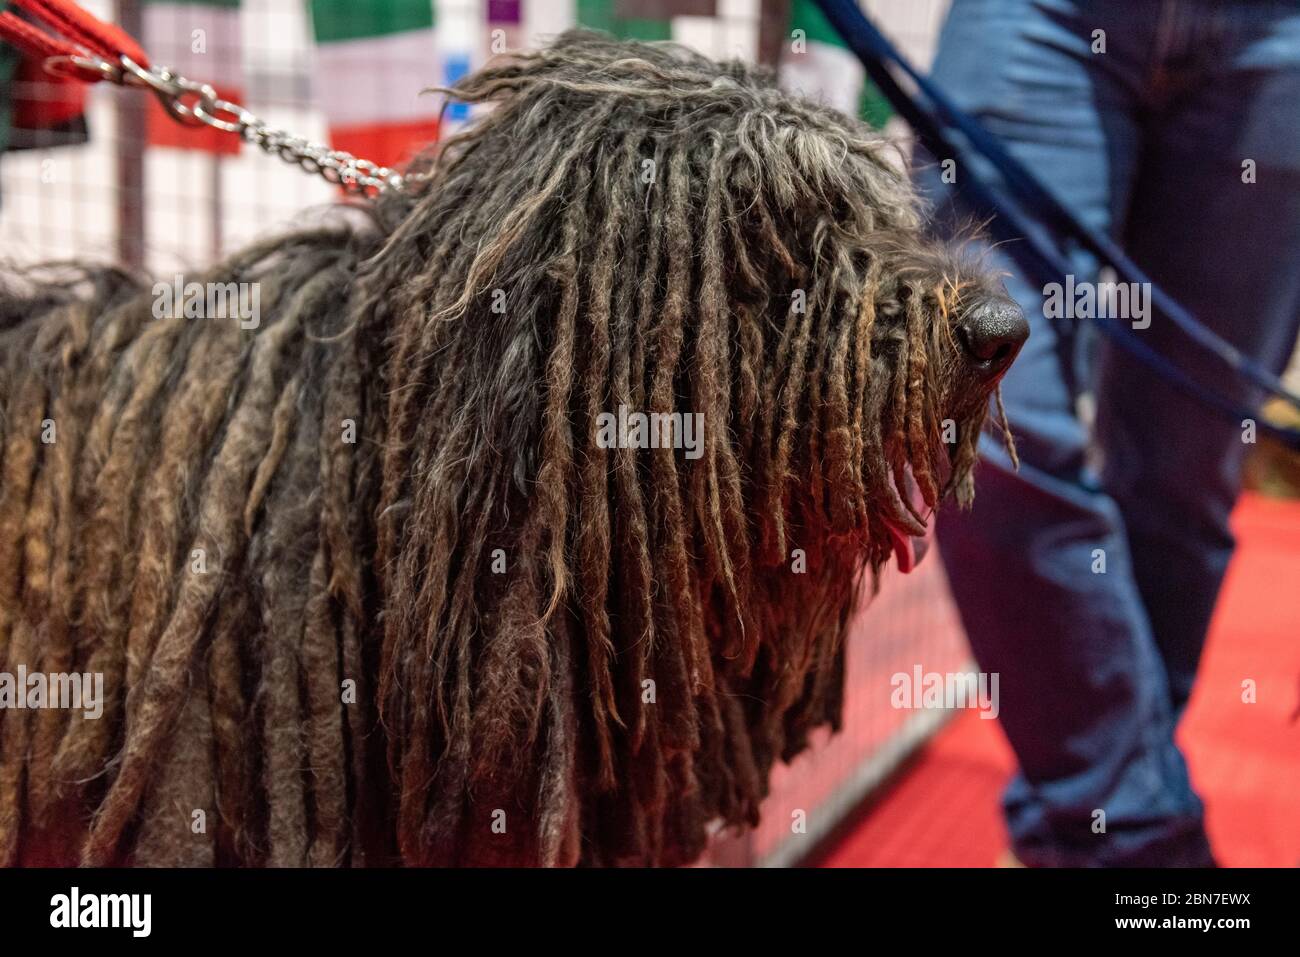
[521,0,574,49]
[780,0,890,126]
[670,0,758,63]
[435,0,475,132]
[576,0,671,41]
[485,0,522,59]
[5,45,90,151]
[144,0,243,154]
[308,0,442,170]
[576,2,763,64]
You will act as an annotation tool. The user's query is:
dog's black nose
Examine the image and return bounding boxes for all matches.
[958,299,1029,376]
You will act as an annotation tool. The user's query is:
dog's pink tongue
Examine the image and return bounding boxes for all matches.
[887,521,916,573]
[887,467,932,574]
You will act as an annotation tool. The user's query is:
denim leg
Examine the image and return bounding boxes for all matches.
[1097,0,1300,715]
[919,0,1215,865]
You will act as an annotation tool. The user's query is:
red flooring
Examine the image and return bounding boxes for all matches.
[820,492,1300,868]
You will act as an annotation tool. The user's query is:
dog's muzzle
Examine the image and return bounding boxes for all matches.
[957,297,1029,380]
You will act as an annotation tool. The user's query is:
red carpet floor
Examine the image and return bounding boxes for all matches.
[820,492,1300,868]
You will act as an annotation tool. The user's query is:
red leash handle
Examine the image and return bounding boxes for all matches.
[14,0,150,67]
[0,8,78,60]
[0,0,150,79]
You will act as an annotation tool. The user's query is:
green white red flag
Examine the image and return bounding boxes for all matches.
[307,0,443,169]
[144,0,243,153]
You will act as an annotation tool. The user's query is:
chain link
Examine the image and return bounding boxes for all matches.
[48,52,410,196]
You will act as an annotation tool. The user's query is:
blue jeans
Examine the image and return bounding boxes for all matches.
[917,0,1300,866]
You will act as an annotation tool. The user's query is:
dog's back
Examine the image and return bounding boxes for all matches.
[0,227,391,866]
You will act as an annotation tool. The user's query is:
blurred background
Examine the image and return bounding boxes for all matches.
[0,0,948,272]
[2,0,1296,867]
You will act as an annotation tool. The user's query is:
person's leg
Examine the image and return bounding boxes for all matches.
[919,0,1215,865]
[1097,0,1300,715]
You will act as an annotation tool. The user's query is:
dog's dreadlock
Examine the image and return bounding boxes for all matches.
[0,31,1010,866]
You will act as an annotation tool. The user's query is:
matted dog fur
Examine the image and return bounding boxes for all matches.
[0,32,1016,866]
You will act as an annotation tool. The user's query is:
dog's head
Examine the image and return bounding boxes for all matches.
[368,30,1026,865]
[861,239,1027,571]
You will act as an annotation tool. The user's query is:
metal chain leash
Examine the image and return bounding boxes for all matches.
[46,52,416,196]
